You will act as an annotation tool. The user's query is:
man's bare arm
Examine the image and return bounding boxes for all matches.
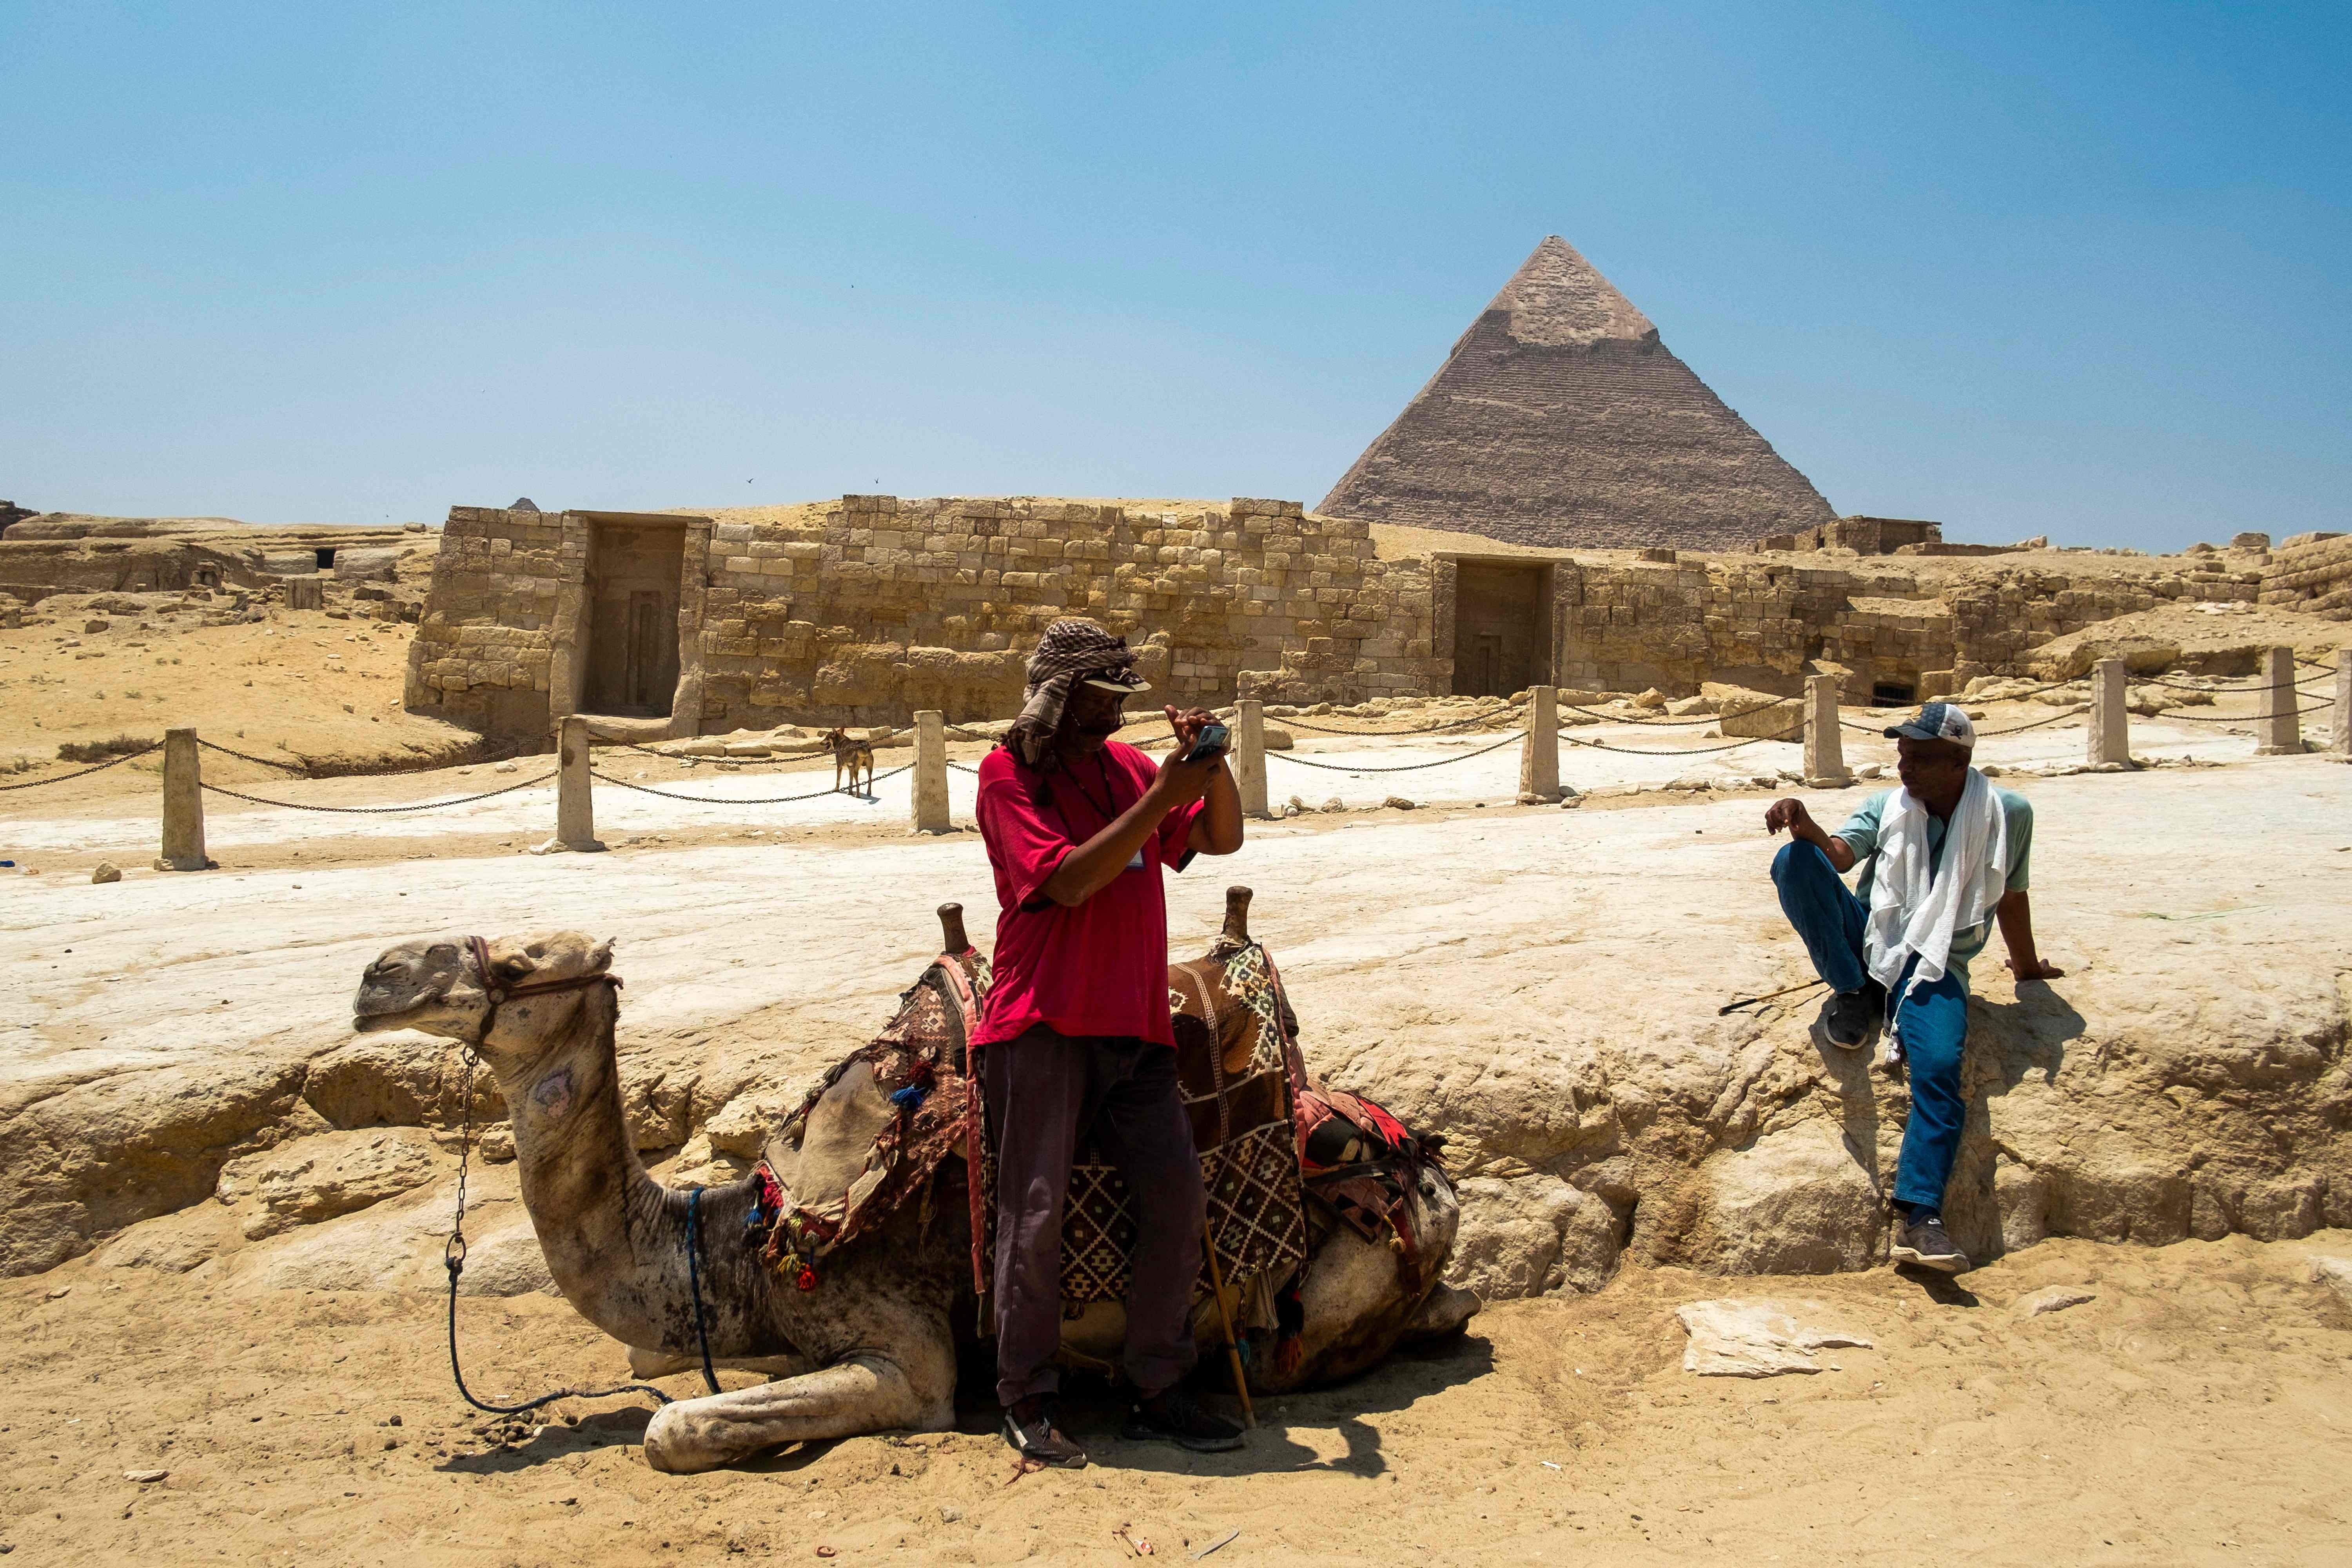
[1763,797,1857,873]
[1996,888,2064,980]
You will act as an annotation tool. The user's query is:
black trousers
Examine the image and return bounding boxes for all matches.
[984,1025,1206,1406]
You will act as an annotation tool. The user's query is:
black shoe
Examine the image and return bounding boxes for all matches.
[1003,1397,1087,1468]
[1121,1387,1246,1453]
[1890,1212,1969,1274]
[1824,982,1887,1050]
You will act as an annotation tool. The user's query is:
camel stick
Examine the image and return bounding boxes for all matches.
[1201,1231,1255,1428]
[937,902,969,954]
[1221,885,1252,945]
[1717,977,1830,1015]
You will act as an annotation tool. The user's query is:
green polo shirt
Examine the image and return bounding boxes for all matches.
[1833,787,2035,993]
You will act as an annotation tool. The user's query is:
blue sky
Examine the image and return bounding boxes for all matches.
[4,2,2346,548]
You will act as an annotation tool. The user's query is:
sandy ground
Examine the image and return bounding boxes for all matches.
[8,1233,2351,1566]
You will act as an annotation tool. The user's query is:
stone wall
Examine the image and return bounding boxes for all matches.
[2259,534,2352,622]
[409,496,1448,739]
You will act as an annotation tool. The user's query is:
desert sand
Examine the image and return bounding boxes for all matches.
[4,599,2351,1564]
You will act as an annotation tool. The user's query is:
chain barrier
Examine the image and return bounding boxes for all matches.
[0,741,163,791]
[195,735,535,778]
[1561,722,1803,757]
[2132,673,2337,694]
[1273,703,1523,737]
[588,761,914,805]
[1267,731,1528,773]
[1561,697,1792,728]
[601,735,899,769]
[2156,701,2334,724]
[199,772,556,813]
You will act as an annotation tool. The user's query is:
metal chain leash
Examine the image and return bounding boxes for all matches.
[199,771,555,813]
[588,761,914,805]
[443,1043,677,1417]
[0,741,162,791]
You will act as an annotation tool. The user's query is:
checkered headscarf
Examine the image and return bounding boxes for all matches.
[1003,619,1140,772]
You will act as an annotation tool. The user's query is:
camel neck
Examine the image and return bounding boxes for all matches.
[490,989,677,1343]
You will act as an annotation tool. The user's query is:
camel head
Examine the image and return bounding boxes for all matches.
[352,930,616,1060]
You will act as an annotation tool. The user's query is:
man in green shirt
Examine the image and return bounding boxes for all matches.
[1763,702,2062,1272]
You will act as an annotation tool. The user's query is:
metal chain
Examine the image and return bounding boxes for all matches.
[1561,698,1791,728]
[194,735,532,777]
[2159,701,2334,723]
[2131,674,2338,694]
[0,741,162,791]
[1267,731,1528,773]
[588,760,913,805]
[200,771,555,813]
[443,1044,675,1417]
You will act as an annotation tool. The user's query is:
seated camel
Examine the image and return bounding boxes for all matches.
[351,893,1477,1473]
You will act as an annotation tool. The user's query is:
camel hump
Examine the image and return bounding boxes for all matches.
[1222,886,1252,944]
[937,903,969,954]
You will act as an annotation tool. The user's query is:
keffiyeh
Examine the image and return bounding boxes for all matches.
[1002,619,1141,771]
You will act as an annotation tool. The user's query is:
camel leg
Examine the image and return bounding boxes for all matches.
[641,1353,950,1473]
[1402,1281,1482,1342]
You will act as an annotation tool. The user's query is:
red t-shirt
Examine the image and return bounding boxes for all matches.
[971,741,1202,1048]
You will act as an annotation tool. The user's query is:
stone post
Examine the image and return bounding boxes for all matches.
[1803,675,1849,787]
[2256,645,2300,756]
[1233,701,1270,818]
[1517,686,1560,802]
[2335,650,2351,757]
[156,727,211,871]
[911,710,950,833]
[287,575,324,611]
[535,715,605,854]
[2089,658,2131,768]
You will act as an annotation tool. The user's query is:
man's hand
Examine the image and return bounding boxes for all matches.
[1763,797,1817,838]
[1147,706,1224,811]
[2005,955,2065,982]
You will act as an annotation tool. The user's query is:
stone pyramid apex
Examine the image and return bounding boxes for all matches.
[1484,235,1656,348]
[1319,236,1835,550]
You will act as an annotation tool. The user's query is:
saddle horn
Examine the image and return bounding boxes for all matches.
[1221,886,1253,944]
[937,902,970,955]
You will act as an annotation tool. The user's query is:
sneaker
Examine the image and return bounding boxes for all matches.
[1121,1387,1246,1453]
[1823,982,1887,1050]
[1003,1397,1087,1469]
[1889,1212,1969,1274]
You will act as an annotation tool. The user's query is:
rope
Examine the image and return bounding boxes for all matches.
[1974,706,2090,737]
[685,1187,721,1397]
[0,741,162,790]
[2132,674,2335,694]
[1560,698,1793,728]
[1266,731,1527,773]
[200,772,554,812]
[588,761,913,804]
[1560,722,1802,757]
[1274,703,1523,736]
[2157,702,2333,724]
[197,735,533,777]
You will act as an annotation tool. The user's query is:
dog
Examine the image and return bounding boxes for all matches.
[825,727,875,795]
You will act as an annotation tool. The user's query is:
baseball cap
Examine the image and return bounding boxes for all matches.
[1080,667,1151,694]
[1882,701,1975,748]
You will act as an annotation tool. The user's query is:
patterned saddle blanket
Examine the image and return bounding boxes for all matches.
[745,937,1431,1311]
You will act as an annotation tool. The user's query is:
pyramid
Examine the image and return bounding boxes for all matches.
[1319,236,1836,550]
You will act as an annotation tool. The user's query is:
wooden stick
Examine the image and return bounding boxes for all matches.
[1201,1234,1255,1429]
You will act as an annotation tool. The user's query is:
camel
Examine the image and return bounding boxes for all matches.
[823,727,874,795]
[351,892,1478,1474]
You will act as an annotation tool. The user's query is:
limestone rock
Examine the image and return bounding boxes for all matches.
[91,862,121,884]
[221,1127,441,1240]
[1676,1299,1871,1377]
[2013,1284,2096,1318]
[2311,1257,2352,1312]
[1694,1122,1883,1275]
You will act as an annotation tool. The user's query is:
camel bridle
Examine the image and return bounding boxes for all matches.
[440,936,675,1417]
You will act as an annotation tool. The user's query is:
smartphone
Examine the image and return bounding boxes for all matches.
[1184,722,1231,763]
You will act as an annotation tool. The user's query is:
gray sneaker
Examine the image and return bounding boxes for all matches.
[1004,1397,1087,1468]
[1890,1213,1969,1273]
[1824,982,1886,1050]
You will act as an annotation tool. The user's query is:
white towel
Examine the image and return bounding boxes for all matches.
[1864,767,2009,1003]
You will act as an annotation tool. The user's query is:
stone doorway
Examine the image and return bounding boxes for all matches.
[1450,562,1548,697]
[582,523,685,717]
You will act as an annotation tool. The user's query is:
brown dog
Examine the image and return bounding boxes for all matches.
[825,727,875,795]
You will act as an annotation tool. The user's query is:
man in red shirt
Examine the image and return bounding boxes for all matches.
[973,619,1245,1467]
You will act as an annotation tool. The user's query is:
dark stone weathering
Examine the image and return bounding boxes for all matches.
[1319,236,1837,550]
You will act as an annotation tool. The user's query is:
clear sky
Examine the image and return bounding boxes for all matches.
[5,2,2346,549]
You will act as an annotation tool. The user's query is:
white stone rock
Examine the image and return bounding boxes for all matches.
[2013,1284,2096,1317]
[2310,1256,2352,1311]
[1676,1299,1871,1377]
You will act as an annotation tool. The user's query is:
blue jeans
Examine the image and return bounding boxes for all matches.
[1771,841,1971,1213]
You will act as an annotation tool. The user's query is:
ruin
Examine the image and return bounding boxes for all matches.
[1318,236,1838,550]
[407,494,2320,741]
